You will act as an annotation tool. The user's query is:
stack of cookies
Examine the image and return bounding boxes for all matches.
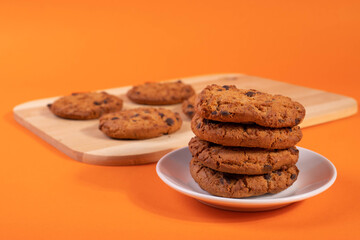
[189,84,305,198]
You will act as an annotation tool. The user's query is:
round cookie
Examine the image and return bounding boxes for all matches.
[182,94,196,118]
[127,80,195,105]
[191,114,302,149]
[190,157,299,198]
[99,107,182,139]
[48,92,123,120]
[188,136,299,175]
[195,84,305,128]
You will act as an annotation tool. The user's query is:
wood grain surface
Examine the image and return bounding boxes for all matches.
[13,73,358,165]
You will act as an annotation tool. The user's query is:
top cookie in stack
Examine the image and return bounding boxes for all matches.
[195,85,305,128]
[189,84,305,198]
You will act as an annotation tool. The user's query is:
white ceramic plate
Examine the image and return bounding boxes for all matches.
[156,146,337,211]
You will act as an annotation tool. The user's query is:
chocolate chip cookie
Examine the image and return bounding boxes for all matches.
[48,92,123,120]
[189,136,299,175]
[190,157,299,198]
[195,84,305,128]
[191,114,302,149]
[99,107,182,139]
[127,80,195,105]
[182,94,196,118]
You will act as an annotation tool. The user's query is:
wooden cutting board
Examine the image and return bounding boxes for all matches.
[13,73,358,165]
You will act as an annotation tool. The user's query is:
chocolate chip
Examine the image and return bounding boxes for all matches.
[264,174,271,180]
[165,118,174,126]
[131,113,140,118]
[71,93,79,96]
[222,85,230,90]
[158,112,164,118]
[220,110,230,116]
[196,123,201,129]
[135,91,140,95]
[187,111,194,116]
[222,173,233,184]
[177,80,182,83]
[295,118,301,125]
[176,117,180,121]
[245,91,255,97]
[111,117,119,120]
[278,119,285,123]
[203,119,209,124]
[103,99,108,104]
[263,165,272,171]
[290,174,297,180]
[289,147,299,155]
[188,104,194,109]
[47,104,52,108]
[211,111,217,115]
[276,170,282,176]
[288,127,293,132]
[216,161,220,168]
[219,178,224,185]
[93,101,101,105]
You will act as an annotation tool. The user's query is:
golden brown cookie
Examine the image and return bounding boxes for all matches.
[48,92,123,120]
[188,136,299,175]
[190,157,299,198]
[191,114,302,149]
[182,94,196,118]
[127,80,195,105]
[195,84,305,128]
[99,107,182,139]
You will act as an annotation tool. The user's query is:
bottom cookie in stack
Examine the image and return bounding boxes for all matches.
[188,136,299,198]
[190,157,299,198]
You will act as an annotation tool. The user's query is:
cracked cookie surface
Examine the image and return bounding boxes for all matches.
[127,80,195,105]
[195,84,305,128]
[190,157,299,198]
[99,107,182,139]
[48,92,123,120]
[191,114,302,149]
[188,136,299,175]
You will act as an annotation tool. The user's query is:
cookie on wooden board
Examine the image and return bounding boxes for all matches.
[48,92,123,120]
[195,84,305,128]
[127,80,195,105]
[182,94,196,118]
[99,107,182,139]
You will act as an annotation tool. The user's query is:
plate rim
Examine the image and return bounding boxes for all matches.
[156,146,337,206]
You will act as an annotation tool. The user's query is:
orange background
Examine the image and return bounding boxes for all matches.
[1,0,360,239]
